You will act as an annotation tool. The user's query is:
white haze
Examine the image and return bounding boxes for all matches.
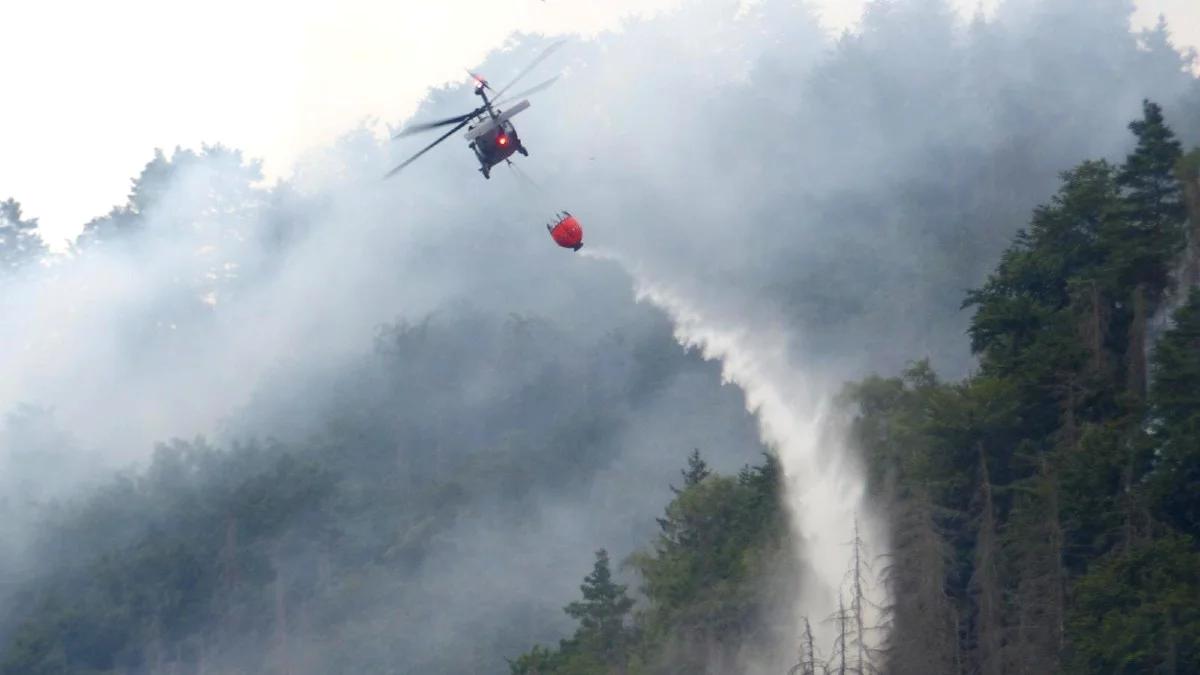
[7,0,1197,246]
[2,0,1199,671]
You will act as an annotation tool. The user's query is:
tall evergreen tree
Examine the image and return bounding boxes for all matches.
[671,448,711,495]
[0,198,46,273]
[1118,100,1187,237]
[1108,100,1188,395]
[563,549,635,670]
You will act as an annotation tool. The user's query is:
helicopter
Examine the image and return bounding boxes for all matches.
[386,40,565,180]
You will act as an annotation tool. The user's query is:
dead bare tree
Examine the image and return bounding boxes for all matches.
[822,517,885,675]
[1008,456,1065,675]
[845,517,884,675]
[878,490,961,674]
[969,442,1006,675]
[827,593,852,675]
[788,616,825,675]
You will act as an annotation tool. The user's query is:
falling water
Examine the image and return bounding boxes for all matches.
[583,248,890,662]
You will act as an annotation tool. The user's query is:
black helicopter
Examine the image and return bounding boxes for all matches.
[386,40,565,180]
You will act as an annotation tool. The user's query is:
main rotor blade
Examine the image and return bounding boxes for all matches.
[491,39,567,101]
[494,75,560,107]
[465,69,492,90]
[393,110,478,138]
[384,116,474,179]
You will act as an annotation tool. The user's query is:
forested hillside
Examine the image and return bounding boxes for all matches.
[3,1,1200,674]
[0,310,762,675]
[854,102,1200,673]
[505,103,1200,673]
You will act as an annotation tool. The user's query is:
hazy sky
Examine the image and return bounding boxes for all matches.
[3,0,1197,246]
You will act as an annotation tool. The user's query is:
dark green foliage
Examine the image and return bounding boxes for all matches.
[508,552,638,675]
[1067,534,1200,673]
[510,453,791,674]
[847,103,1199,674]
[561,550,637,671]
[635,457,783,625]
[672,449,711,494]
[1116,101,1187,253]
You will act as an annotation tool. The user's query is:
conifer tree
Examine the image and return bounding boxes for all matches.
[0,198,46,273]
[672,448,711,495]
[1108,100,1187,394]
[564,549,635,669]
[1118,100,1186,238]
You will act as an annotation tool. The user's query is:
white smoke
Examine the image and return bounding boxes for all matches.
[583,247,889,662]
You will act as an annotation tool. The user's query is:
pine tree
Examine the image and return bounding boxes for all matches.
[0,198,46,273]
[671,448,711,495]
[1107,100,1187,395]
[1118,100,1186,238]
[564,549,635,669]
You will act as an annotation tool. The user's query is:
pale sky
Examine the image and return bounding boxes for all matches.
[3,0,1197,246]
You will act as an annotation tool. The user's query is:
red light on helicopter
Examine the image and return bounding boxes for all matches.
[497,135,508,146]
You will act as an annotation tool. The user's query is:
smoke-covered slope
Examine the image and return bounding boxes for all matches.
[1,308,768,673]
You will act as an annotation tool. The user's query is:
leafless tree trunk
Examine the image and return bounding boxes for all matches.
[824,593,853,675]
[1010,457,1064,675]
[1080,280,1109,376]
[789,616,824,675]
[844,517,880,674]
[1127,282,1149,399]
[836,594,849,675]
[970,442,1005,675]
[1045,458,1065,655]
[880,491,960,675]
